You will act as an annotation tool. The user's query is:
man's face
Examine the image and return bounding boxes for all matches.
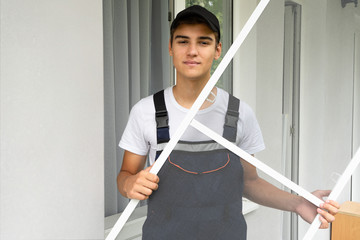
[169,23,222,82]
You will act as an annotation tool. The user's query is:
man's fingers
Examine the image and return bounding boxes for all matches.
[147,174,160,184]
[135,170,159,195]
[130,191,149,201]
[314,190,340,215]
[141,168,160,184]
[137,185,153,196]
[323,200,340,215]
[317,207,335,223]
[132,182,154,198]
[144,165,152,172]
[143,166,160,183]
[142,178,159,191]
[318,215,329,229]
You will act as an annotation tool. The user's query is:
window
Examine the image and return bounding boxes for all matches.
[283,2,302,239]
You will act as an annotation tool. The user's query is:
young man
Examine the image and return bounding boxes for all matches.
[117,5,339,239]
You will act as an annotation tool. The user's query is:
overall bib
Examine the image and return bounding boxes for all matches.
[143,90,246,240]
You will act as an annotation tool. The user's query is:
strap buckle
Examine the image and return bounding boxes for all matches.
[225,109,238,128]
[156,110,169,128]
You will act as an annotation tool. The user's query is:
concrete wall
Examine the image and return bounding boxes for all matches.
[0,0,104,239]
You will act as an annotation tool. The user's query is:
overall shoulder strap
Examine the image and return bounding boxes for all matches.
[223,94,240,142]
[153,90,170,145]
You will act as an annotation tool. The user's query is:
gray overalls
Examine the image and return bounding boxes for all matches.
[143,90,247,240]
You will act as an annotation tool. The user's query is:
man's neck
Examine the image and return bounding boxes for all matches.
[172,75,216,109]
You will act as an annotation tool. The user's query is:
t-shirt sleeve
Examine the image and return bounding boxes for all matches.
[119,100,150,156]
[238,103,265,155]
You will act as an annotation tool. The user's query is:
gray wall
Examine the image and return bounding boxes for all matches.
[0,0,104,239]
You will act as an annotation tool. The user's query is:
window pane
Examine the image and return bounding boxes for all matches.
[186,0,233,93]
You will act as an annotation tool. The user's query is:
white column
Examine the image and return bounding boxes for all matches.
[0,0,104,239]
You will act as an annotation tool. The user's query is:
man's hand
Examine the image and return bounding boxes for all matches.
[123,165,159,200]
[296,190,340,229]
[117,151,159,200]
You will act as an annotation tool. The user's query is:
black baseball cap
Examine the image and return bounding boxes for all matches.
[170,5,221,41]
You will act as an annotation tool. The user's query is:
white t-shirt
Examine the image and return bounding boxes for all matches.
[119,87,265,165]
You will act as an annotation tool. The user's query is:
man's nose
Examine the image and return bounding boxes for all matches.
[187,42,198,56]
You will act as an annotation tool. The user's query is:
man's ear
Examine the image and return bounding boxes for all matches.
[214,42,222,60]
[168,39,173,56]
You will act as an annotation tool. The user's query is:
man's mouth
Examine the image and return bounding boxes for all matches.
[183,60,200,66]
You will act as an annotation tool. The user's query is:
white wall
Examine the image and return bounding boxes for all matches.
[233,0,285,239]
[233,0,360,239]
[298,1,359,239]
[0,1,104,239]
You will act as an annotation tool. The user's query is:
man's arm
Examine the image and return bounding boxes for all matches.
[241,156,339,229]
[117,150,159,200]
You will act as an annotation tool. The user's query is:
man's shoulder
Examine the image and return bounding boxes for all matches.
[130,87,173,116]
[129,95,155,120]
[132,95,153,110]
[217,88,241,101]
[216,88,255,115]
[216,88,235,106]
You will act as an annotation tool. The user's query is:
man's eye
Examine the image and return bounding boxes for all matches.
[178,40,188,44]
[200,41,210,45]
